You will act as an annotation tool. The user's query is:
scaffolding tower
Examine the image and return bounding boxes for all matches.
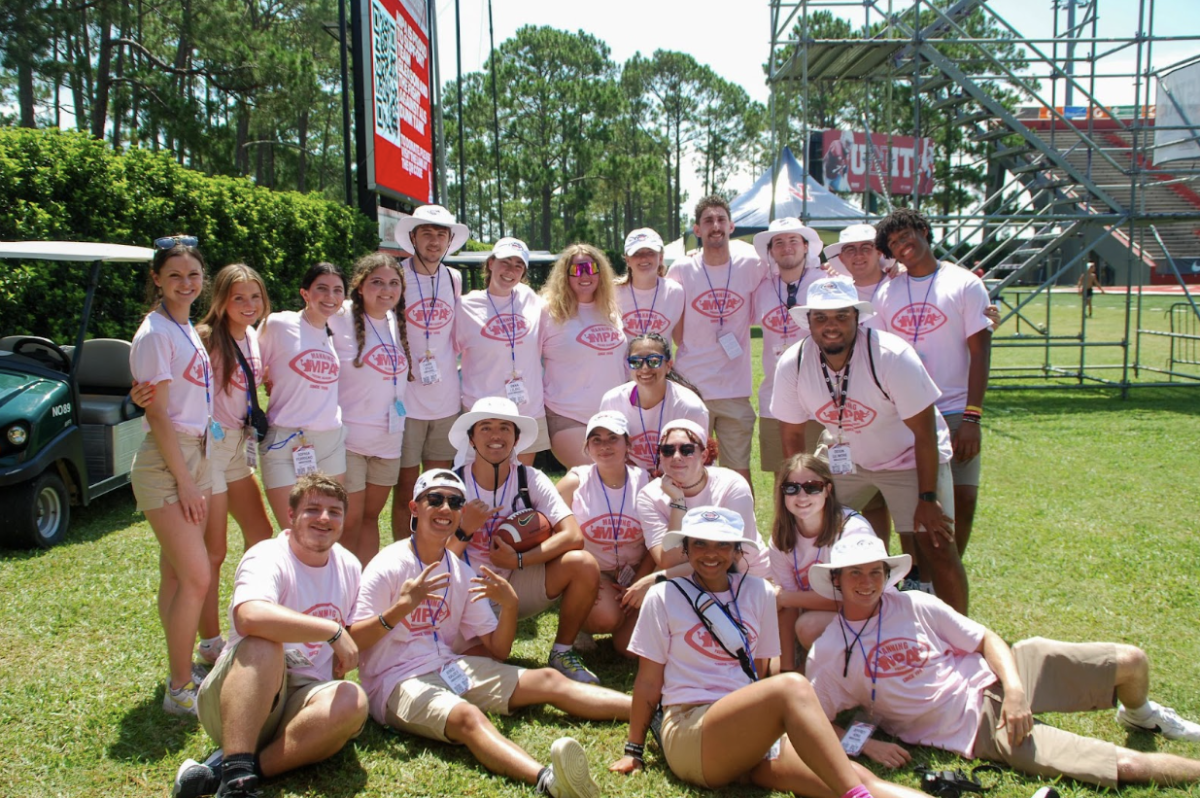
[767,0,1200,391]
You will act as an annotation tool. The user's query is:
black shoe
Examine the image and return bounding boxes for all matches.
[648,706,664,750]
[214,773,259,798]
[173,749,223,798]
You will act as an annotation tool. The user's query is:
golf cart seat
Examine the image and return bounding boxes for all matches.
[75,338,141,425]
[0,335,72,370]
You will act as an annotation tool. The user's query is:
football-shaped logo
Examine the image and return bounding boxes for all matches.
[622,309,670,335]
[868,638,932,678]
[575,325,624,351]
[761,305,796,335]
[407,298,454,331]
[815,399,877,431]
[228,354,263,390]
[683,622,758,661]
[362,343,408,376]
[580,514,643,546]
[289,349,340,384]
[400,595,451,633]
[184,352,208,387]
[482,314,530,342]
[692,289,746,319]
[889,303,947,341]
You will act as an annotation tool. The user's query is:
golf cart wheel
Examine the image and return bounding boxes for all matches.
[2,470,71,549]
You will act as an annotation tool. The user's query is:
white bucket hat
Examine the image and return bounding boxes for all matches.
[492,236,530,266]
[753,217,823,267]
[662,506,759,552]
[449,396,539,457]
[624,228,664,256]
[822,223,877,261]
[394,205,470,255]
[808,535,911,600]
[788,276,876,326]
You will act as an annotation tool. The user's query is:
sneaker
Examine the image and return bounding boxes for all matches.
[191,663,210,684]
[1118,700,1200,741]
[163,678,200,717]
[196,637,226,666]
[647,705,664,750]
[572,631,598,653]
[548,649,600,685]
[898,576,922,592]
[539,737,599,798]
[214,774,260,798]
[173,749,223,798]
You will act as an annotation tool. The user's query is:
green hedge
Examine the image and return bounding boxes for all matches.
[0,128,378,342]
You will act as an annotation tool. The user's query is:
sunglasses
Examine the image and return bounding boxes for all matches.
[154,235,199,250]
[781,480,826,496]
[422,492,466,510]
[627,354,666,370]
[658,443,699,458]
[570,260,598,277]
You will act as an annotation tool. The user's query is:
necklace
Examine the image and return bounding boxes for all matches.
[680,471,707,492]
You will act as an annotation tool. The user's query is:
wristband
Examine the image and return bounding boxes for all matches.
[327,624,344,644]
[454,527,473,542]
[379,613,394,631]
[669,501,686,512]
[517,551,524,570]
[918,491,938,503]
[960,415,981,425]
[624,741,645,760]
[964,405,983,414]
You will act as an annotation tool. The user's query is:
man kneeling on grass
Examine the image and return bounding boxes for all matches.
[805,535,1200,789]
[174,473,367,798]
[350,469,631,798]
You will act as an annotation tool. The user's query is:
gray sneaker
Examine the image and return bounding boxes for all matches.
[173,749,223,798]
[548,649,600,685]
[540,737,599,798]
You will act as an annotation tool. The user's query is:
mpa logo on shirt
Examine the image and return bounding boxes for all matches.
[400,595,451,635]
[184,352,208,387]
[815,399,877,431]
[684,621,757,661]
[890,303,947,341]
[580,515,642,546]
[867,637,932,678]
[794,560,815,592]
[363,343,408,376]
[622,309,670,335]
[406,298,454,331]
[228,355,263,391]
[289,349,340,384]
[692,289,745,319]
[629,432,660,465]
[576,325,623,351]
[482,314,530,342]
[760,305,796,336]
[302,602,345,659]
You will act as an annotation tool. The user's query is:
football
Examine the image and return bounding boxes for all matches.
[493,509,553,553]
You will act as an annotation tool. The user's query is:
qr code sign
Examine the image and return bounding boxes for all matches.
[372,0,400,146]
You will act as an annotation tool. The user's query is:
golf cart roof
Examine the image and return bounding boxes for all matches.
[0,241,155,262]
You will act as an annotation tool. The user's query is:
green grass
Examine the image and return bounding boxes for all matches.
[3,317,1200,798]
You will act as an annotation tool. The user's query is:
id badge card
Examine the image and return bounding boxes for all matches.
[388,400,406,434]
[764,735,784,761]
[284,647,314,669]
[617,565,636,588]
[209,418,226,442]
[841,719,877,756]
[439,659,471,695]
[828,442,855,475]
[717,330,743,360]
[292,443,319,476]
[505,375,529,406]
[418,355,441,385]
[244,428,259,469]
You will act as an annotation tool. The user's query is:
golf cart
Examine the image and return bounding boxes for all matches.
[0,241,152,548]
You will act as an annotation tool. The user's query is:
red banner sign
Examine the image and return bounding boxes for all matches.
[821,130,935,196]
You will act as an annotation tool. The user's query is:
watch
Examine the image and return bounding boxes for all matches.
[454,527,473,542]
[918,491,938,503]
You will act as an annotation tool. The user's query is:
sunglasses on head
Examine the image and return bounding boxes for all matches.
[627,354,666,370]
[422,491,466,510]
[658,442,699,458]
[154,235,198,250]
[570,260,598,277]
[781,480,826,496]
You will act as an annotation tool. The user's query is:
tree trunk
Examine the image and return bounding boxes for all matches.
[17,60,36,127]
[540,184,552,250]
[297,107,309,193]
[91,6,113,140]
[236,104,250,175]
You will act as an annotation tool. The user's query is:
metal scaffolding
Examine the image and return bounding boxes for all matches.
[767,0,1200,391]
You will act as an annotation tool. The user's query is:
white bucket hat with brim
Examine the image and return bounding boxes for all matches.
[753,217,823,268]
[808,535,911,600]
[662,506,759,553]
[394,205,470,255]
[822,223,877,261]
[788,276,876,327]
[449,396,539,457]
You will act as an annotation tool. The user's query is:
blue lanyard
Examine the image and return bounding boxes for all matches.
[486,290,520,375]
[839,602,884,705]
[903,267,940,345]
[409,537,451,652]
[597,466,629,571]
[698,259,734,328]
[365,312,400,390]
[629,280,661,334]
[160,303,212,412]
[411,262,443,350]
[633,384,669,471]
[772,275,796,338]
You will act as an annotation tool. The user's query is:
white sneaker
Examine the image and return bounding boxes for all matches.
[1118,700,1200,741]
[163,678,200,717]
[540,737,599,798]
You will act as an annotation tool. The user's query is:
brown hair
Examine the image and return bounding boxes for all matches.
[693,195,732,224]
[540,243,620,325]
[770,453,846,552]
[144,239,208,310]
[197,263,271,396]
[289,472,349,513]
[348,253,414,381]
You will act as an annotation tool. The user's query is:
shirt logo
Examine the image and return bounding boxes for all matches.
[400,595,451,635]
[760,305,796,335]
[629,431,659,466]
[301,602,344,659]
[362,343,408,376]
[580,514,643,546]
[227,355,263,390]
[289,349,340,384]
[815,399,877,430]
[866,637,932,678]
[622,309,670,335]
[692,289,745,319]
[683,621,757,661]
[406,298,454,331]
[184,352,208,387]
[889,303,947,341]
[482,314,531,342]
[575,324,624,351]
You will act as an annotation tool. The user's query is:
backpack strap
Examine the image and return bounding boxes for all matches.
[513,464,533,513]
[865,328,891,402]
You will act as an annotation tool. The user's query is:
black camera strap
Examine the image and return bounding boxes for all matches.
[231,341,266,433]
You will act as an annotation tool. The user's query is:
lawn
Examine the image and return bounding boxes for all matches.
[2,295,1199,798]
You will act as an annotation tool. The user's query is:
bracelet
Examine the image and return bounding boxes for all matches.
[624,741,645,760]
[964,405,983,414]
[517,551,524,570]
[960,415,981,425]
[379,613,394,631]
[668,501,686,512]
[327,624,344,644]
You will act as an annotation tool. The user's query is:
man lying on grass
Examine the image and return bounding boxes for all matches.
[805,535,1200,789]
[173,473,368,798]
[349,469,631,798]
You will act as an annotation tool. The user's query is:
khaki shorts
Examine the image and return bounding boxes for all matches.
[974,638,1118,788]
[344,450,401,493]
[662,703,711,788]
[510,561,558,619]
[463,407,551,454]
[545,407,585,439]
[705,397,756,471]
[400,413,459,468]
[209,426,254,495]
[131,434,213,511]
[196,639,357,751]
[833,462,954,535]
[259,426,347,490]
[384,655,523,743]
[943,413,983,487]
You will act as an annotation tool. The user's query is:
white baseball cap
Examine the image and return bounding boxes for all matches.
[585,410,629,439]
[492,236,530,266]
[624,228,664,256]
[789,276,876,326]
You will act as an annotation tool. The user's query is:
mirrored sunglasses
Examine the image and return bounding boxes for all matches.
[570,260,598,277]
[154,235,199,250]
[627,354,666,370]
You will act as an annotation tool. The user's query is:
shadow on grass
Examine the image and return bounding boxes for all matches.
[107,686,198,763]
[989,387,1200,418]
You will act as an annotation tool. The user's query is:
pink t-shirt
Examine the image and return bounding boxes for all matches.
[459,464,573,579]
[597,381,709,472]
[352,539,498,723]
[329,305,408,459]
[210,327,263,431]
[130,311,212,437]
[226,532,362,684]
[769,329,952,471]
[807,590,994,758]
[568,464,648,573]
[630,574,780,706]
[541,302,627,424]
[402,258,463,421]
[666,250,767,400]
[753,266,825,418]
[767,509,874,593]
[616,279,685,341]
[259,311,342,432]
[874,263,991,414]
[635,467,769,578]
[455,284,546,414]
